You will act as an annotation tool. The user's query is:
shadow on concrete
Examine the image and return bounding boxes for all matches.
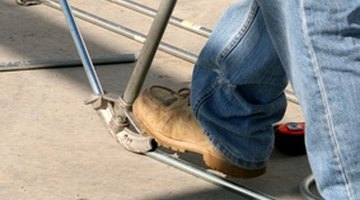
[159,146,310,198]
[145,187,249,200]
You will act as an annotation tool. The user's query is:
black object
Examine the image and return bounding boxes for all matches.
[15,0,42,6]
[274,122,306,156]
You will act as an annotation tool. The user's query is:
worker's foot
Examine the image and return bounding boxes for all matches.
[133,85,265,178]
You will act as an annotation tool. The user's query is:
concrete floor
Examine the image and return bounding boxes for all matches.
[0,0,312,199]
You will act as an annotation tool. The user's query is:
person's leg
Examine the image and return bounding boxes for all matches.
[134,0,281,177]
[191,0,288,170]
[257,0,360,199]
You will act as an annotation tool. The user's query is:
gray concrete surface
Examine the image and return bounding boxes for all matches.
[0,0,311,199]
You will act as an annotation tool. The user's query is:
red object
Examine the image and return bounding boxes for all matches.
[274,122,306,156]
[277,122,305,136]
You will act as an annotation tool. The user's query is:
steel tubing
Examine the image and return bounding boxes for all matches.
[122,0,176,104]
[44,0,197,64]
[58,0,104,95]
[299,175,323,200]
[0,54,136,72]
[147,151,276,200]
[106,0,212,37]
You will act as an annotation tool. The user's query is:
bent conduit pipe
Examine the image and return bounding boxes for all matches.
[56,0,276,199]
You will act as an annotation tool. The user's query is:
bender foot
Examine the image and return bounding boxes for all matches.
[85,93,156,154]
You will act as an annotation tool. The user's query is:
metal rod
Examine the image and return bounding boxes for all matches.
[43,0,197,64]
[147,150,276,200]
[285,90,299,105]
[106,0,211,38]
[58,0,104,95]
[0,54,136,72]
[122,0,176,104]
[299,175,323,200]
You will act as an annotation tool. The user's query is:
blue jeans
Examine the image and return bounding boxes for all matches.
[190,0,360,199]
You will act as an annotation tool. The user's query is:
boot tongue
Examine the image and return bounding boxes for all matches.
[150,86,190,107]
[151,86,178,106]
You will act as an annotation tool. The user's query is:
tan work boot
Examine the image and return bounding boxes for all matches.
[133,85,266,178]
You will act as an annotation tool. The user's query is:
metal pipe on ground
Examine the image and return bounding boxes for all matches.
[0,54,136,72]
[147,151,276,200]
[43,0,197,64]
[106,0,212,38]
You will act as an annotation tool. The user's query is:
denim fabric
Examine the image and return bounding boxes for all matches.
[190,0,360,199]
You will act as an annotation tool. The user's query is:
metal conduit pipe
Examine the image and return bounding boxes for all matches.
[147,151,276,200]
[58,0,104,95]
[285,90,299,105]
[106,0,212,38]
[43,0,197,64]
[122,0,176,104]
[0,54,136,72]
[299,175,323,200]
